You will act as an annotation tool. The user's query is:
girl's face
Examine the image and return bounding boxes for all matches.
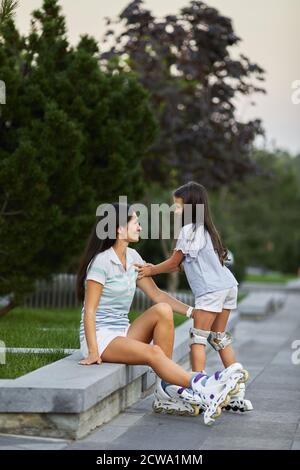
[174,196,184,215]
[118,212,142,243]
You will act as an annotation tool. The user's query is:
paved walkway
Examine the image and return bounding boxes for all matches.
[1,291,300,450]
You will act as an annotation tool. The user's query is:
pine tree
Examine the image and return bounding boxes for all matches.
[0,0,18,24]
[0,0,157,315]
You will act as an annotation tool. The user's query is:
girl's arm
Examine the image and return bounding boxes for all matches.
[79,280,103,365]
[135,250,184,279]
[137,275,192,317]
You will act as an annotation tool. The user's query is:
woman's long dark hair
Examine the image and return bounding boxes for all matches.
[76,203,133,302]
[173,181,228,265]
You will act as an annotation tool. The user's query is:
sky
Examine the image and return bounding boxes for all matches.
[15,0,300,155]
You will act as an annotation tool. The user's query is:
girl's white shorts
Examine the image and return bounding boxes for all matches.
[195,286,238,313]
[80,325,130,357]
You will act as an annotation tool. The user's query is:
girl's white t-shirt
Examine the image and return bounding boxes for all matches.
[174,224,238,297]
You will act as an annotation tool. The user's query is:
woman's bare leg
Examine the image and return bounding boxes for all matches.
[101,336,192,388]
[191,309,217,372]
[211,309,236,368]
[127,302,174,358]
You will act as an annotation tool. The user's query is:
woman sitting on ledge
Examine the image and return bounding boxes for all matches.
[76,203,246,425]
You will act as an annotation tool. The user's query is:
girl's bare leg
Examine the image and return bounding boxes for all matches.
[211,309,236,368]
[191,309,217,372]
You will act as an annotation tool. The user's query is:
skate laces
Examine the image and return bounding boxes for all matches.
[162,380,184,394]
[162,381,198,400]
[177,386,198,399]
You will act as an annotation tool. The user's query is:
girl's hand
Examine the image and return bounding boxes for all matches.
[78,353,102,365]
[135,263,153,279]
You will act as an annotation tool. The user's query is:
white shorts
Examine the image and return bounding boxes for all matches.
[80,325,130,357]
[195,286,238,313]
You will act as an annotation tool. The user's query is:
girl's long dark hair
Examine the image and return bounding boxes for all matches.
[76,203,133,302]
[173,181,228,265]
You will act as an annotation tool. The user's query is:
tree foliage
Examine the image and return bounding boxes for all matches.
[101,0,266,188]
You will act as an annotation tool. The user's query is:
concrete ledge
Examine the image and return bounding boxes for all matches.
[0,377,143,440]
[286,279,300,292]
[239,291,286,319]
[0,310,239,439]
[0,356,148,413]
[240,281,287,293]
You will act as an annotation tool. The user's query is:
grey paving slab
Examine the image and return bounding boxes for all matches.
[0,433,69,450]
[0,445,25,450]
[201,436,292,450]
[84,422,210,450]
[291,441,300,450]
[17,442,68,450]
[294,422,300,439]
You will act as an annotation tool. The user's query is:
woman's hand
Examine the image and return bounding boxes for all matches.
[135,263,154,279]
[78,352,102,365]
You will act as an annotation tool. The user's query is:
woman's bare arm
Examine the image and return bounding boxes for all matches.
[79,280,103,365]
[137,276,191,316]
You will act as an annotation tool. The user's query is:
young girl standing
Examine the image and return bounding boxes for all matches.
[136,181,253,412]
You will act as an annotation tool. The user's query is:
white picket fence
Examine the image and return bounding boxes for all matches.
[23,274,195,311]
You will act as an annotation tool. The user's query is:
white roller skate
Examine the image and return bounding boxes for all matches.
[190,362,249,425]
[224,382,253,412]
[152,378,201,417]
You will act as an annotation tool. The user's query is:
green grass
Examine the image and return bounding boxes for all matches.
[245,273,297,284]
[0,307,82,349]
[0,351,67,379]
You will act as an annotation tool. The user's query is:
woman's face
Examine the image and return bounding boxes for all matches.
[118,212,142,243]
[174,196,184,215]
